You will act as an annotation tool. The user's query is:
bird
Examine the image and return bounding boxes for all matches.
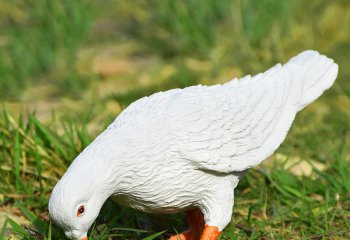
[49,50,338,240]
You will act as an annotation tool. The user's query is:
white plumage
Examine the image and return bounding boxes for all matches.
[49,50,338,240]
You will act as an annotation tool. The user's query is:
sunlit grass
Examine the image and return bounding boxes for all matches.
[1,109,349,239]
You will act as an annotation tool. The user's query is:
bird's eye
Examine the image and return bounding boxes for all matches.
[77,205,85,217]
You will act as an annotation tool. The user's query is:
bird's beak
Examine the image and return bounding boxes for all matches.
[81,237,88,240]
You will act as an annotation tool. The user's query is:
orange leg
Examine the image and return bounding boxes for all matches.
[168,208,205,240]
[168,209,221,240]
[199,225,221,240]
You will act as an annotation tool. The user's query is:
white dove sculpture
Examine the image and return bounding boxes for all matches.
[49,50,338,240]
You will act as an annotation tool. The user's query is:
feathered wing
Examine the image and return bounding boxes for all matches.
[166,50,338,172]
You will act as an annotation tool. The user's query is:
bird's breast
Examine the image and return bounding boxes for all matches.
[110,159,217,213]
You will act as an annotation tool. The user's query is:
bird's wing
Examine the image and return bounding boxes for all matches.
[166,51,337,172]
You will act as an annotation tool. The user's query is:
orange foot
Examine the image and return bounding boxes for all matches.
[168,209,221,240]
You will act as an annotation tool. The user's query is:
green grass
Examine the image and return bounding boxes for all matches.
[1,110,349,239]
[1,0,350,239]
[0,0,93,99]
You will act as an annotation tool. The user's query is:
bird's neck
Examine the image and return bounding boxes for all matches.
[78,137,131,197]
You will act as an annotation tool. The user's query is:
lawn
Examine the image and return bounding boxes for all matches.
[0,0,350,239]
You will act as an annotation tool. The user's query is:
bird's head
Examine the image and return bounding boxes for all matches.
[49,153,112,240]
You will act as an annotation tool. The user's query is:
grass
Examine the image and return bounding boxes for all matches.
[0,0,93,99]
[1,110,349,239]
[1,0,350,239]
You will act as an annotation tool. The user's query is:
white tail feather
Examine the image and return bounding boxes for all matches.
[286,50,338,111]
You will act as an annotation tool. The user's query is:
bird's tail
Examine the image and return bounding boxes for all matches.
[285,50,338,111]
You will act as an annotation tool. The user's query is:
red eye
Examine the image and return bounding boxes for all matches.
[77,205,85,216]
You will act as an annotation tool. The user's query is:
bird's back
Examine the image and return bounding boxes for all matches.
[100,50,338,173]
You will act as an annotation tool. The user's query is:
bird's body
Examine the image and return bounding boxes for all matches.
[87,85,245,216]
[49,50,338,240]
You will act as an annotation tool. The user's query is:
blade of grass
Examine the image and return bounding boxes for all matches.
[142,230,166,240]
[30,116,67,159]
[7,217,27,236]
[0,218,8,239]
[14,125,21,191]
[16,201,47,234]
[46,221,52,240]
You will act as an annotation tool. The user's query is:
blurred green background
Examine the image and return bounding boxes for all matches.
[1,0,350,239]
[1,0,349,108]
